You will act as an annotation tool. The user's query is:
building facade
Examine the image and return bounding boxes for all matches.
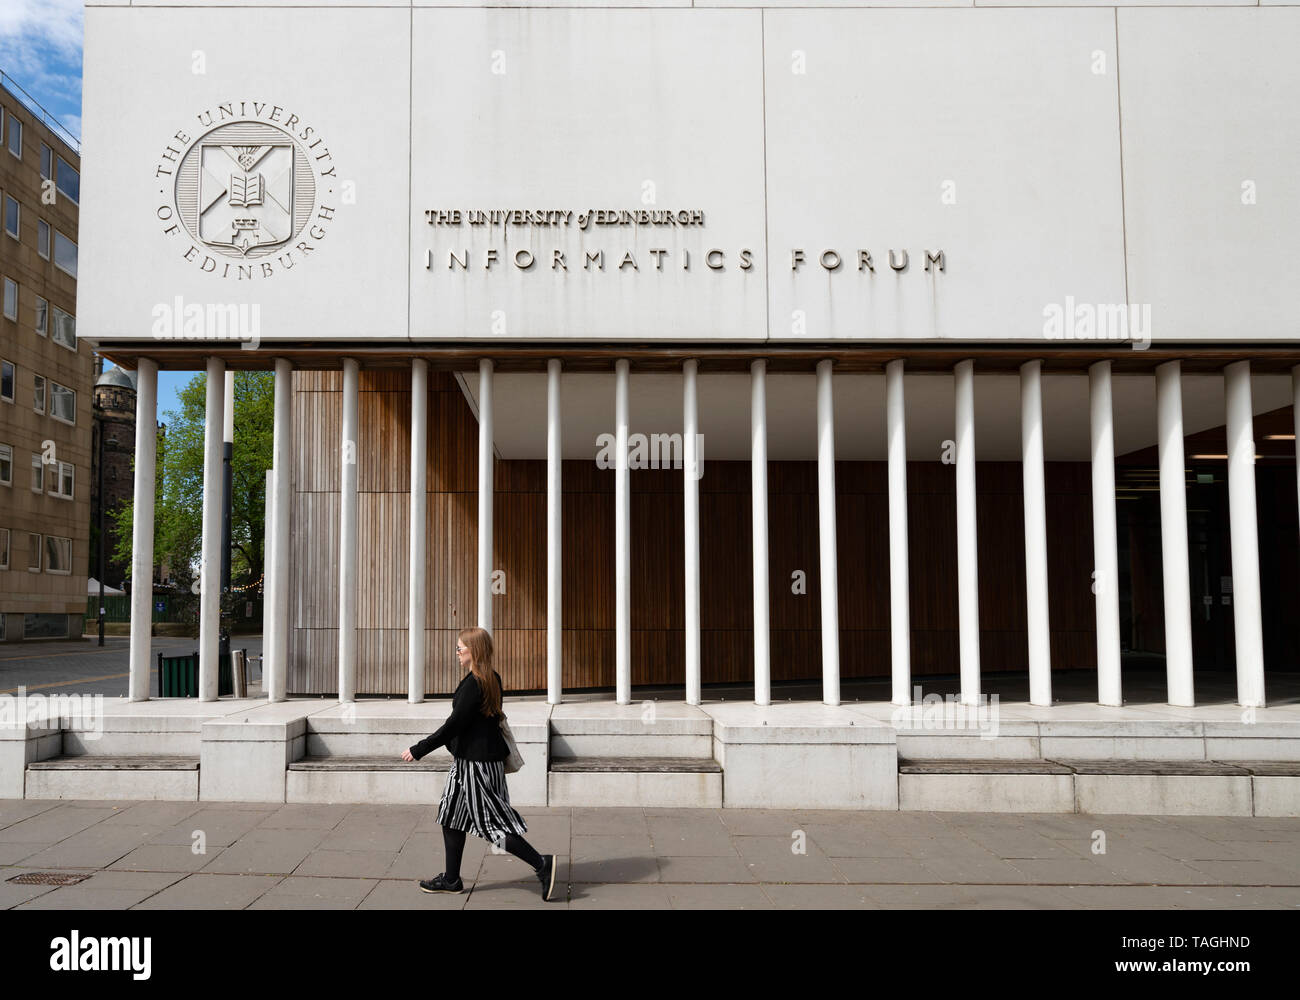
[0,73,88,642]
[81,2,1300,709]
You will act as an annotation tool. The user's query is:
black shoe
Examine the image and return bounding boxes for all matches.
[536,854,557,902]
[419,873,463,894]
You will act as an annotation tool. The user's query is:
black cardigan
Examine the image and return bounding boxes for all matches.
[409,670,510,762]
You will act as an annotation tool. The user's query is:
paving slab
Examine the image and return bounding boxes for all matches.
[247,876,379,909]
[2,800,1298,908]
[356,879,467,909]
[130,873,283,909]
[664,884,774,909]
[569,882,672,909]
[16,825,165,869]
[0,805,122,843]
[658,855,753,883]
[201,828,330,875]
[253,804,353,830]
[763,884,880,909]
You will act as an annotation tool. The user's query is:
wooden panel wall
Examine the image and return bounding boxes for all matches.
[288,369,1101,695]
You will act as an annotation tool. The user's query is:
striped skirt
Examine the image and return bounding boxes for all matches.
[437,756,529,845]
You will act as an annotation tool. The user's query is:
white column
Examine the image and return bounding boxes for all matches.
[1089,360,1122,706]
[1156,361,1194,707]
[547,359,563,705]
[199,356,225,701]
[816,359,840,706]
[268,358,293,703]
[1020,360,1052,707]
[265,466,275,690]
[954,359,981,706]
[886,359,911,706]
[337,357,359,703]
[615,359,631,704]
[683,359,701,706]
[1225,360,1265,708]
[223,370,235,439]
[128,358,158,702]
[408,358,428,703]
[750,359,771,707]
[477,358,494,634]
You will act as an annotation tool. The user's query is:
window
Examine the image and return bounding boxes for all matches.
[44,535,71,574]
[37,219,49,259]
[0,443,10,485]
[51,306,75,350]
[50,382,75,424]
[33,374,44,413]
[2,277,14,320]
[1,359,13,401]
[53,230,76,278]
[3,195,17,238]
[27,532,40,572]
[0,527,8,570]
[56,156,78,205]
[24,613,68,638]
[49,461,73,500]
[40,143,51,180]
[35,296,46,336]
[7,117,20,159]
[30,453,43,492]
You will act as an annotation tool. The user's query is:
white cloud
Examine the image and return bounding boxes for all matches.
[0,0,83,56]
[0,0,83,133]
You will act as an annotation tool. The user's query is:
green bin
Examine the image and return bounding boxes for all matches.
[157,651,233,697]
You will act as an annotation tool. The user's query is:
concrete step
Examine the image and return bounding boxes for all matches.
[547,756,722,808]
[285,754,449,804]
[288,755,448,771]
[899,759,1071,775]
[549,703,714,759]
[550,756,721,773]
[898,758,1300,816]
[25,755,199,801]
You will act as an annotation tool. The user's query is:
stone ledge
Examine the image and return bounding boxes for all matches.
[899,759,1072,775]
[28,755,199,770]
[1059,759,1253,776]
[288,755,450,771]
[550,756,722,773]
[903,758,1266,776]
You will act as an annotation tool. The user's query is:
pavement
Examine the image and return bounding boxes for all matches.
[0,636,264,698]
[1,800,1298,909]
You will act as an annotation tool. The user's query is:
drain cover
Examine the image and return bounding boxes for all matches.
[6,872,92,886]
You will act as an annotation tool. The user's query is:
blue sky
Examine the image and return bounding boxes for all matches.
[1,0,195,423]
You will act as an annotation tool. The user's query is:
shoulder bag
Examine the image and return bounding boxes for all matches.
[499,713,525,773]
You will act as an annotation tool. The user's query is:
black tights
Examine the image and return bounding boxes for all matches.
[442,826,543,881]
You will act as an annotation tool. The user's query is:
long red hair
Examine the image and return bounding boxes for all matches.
[459,627,503,717]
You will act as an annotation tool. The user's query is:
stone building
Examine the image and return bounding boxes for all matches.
[0,73,88,642]
[90,363,137,591]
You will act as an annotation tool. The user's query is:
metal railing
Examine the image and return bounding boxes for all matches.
[0,69,80,156]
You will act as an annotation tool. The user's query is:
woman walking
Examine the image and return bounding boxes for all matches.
[401,626,557,901]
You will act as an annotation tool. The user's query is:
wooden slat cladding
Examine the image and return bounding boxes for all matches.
[292,492,339,628]
[288,368,1100,695]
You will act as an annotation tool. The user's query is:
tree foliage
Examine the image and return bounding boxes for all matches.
[111,371,274,590]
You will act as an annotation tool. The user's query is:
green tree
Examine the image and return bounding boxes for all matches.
[111,371,275,590]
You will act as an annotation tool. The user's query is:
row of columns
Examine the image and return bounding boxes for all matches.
[126,355,1276,710]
